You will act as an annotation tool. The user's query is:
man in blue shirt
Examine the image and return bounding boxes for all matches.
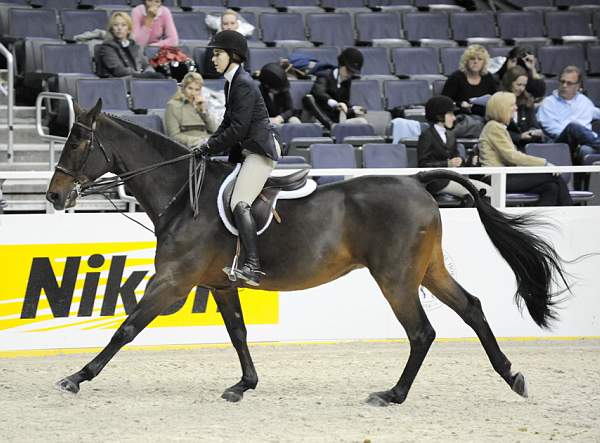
[537,65,600,162]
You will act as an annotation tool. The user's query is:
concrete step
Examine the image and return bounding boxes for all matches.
[0,142,63,163]
[0,124,51,144]
[0,162,52,171]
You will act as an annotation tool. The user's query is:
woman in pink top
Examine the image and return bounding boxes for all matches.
[131,0,178,47]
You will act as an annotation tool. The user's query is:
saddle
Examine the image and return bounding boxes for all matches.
[217,164,316,236]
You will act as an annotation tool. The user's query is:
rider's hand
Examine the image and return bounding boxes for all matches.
[448,157,463,167]
[336,102,348,114]
[192,142,211,157]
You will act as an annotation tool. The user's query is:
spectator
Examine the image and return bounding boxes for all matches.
[164,72,218,149]
[479,92,572,206]
[303,47,367,129]
[495,46,545,100]
[97,12,160,78]
[258,63,301,125]
[537,65,600,162]
[500,66,544,150]
[131,0,178,47]
[418,95,490,203]
[442,44,497,117]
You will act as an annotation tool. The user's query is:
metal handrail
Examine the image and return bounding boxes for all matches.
[0,43,14,163]
[35,92,75,170]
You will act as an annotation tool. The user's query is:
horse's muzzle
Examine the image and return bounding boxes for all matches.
[46,188,77,210]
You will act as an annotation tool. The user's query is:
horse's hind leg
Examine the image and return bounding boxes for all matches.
[212,288,258,402]
[367,272,436,407]
[56,274,192,394]
[423,248,528,398]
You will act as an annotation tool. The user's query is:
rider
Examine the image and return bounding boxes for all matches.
[198,30,281,287]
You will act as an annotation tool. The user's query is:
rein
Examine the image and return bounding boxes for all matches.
[57,120,208,226]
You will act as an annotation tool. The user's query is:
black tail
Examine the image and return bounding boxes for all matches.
[417,170,570,328]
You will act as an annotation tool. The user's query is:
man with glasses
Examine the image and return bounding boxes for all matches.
[537,65,600,162]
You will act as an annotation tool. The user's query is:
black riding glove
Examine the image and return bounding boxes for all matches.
[192,142,211,157]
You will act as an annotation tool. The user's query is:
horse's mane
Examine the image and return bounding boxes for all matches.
[103,113,191,157]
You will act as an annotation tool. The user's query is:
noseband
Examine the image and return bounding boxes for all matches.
[55,121,111,190]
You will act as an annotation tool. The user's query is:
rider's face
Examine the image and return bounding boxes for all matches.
[212,48,231,74]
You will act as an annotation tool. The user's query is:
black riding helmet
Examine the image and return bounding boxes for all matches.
[208,30,248,62]
[425,95,456,123]
[259,62,289,92]
[338,47,363,75]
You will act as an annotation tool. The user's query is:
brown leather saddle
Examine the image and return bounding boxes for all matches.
[218,165,311,235]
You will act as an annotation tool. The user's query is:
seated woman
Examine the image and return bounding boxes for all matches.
[479,92,572,206]
[500,66,544,151]
[495,46,545,100]
[258,62,301,125]
[164,72,218,149]
[418,95,490,203]
[97,12,160,78]
[131,0,178,47]
[442,44,497,118]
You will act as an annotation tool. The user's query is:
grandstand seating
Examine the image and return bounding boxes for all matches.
[362,143,408,168]
[60,9,108,41]
[331,123,375,143]
[306,13,354,47]
[384,80,432,109]
[76,78,130,112]
[349,80,383,110]
[354,12,404,44]
[310,143,356,184]
[403,12,452,43]
[277,123,322,149]
[129,78,178,111]
[538,45,586,76]
[260,13,309,46]
[391,47,442,78]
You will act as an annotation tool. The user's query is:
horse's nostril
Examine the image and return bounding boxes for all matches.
[47,192,59,202]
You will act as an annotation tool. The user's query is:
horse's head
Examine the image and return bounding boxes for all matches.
[46,99,112,210]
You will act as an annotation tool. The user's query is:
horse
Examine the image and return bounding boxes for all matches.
[46,99,568,406]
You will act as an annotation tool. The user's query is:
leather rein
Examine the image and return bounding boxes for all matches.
[55,120,207,221]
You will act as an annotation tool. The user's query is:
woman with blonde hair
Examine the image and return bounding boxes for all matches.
[442,44,497,117]
[97,11,158,78]
[479,92,572,206]
[165,72,218,148]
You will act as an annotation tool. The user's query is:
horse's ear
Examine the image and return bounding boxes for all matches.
[73,102,83,117]
[88,98,103,123]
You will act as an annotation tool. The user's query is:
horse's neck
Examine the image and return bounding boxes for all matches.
[106,122,190,226]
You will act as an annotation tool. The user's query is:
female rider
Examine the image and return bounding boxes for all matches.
[198,30,281,287]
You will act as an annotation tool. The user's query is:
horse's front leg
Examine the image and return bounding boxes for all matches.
[56,273,192,394]
[212,287,258,402]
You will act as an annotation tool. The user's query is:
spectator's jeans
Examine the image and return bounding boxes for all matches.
[555,122,600,161]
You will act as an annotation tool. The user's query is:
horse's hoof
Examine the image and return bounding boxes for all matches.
[55,377,80,394]
[511,372,528,398]
[221,389,243,402]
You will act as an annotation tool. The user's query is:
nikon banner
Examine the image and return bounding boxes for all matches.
[1,209,599,352]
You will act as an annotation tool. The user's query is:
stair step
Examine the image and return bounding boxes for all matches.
[0,162,53,171]
[0,125,51,144]
[0,105,39,120]
[0,142,63,163]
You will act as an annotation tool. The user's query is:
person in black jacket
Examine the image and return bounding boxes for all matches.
[500,66,544,151]
[258,62,301,124]
[198,30,281,287]
[97,12,160,78]
[303,47,367,129]
[417,96,490,201]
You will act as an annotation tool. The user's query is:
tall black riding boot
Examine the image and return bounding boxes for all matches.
[302,94,333,130]
[232,201,264,286]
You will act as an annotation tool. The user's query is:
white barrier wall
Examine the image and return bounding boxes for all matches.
[1,207,599,351]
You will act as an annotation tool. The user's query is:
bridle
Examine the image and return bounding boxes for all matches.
[53,118,207,224]
[55,121,111,193]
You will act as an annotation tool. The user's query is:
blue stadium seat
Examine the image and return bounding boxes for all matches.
[545,11,597,43]
[306,13,355,47]
[355,12,403,44]
[496,11,550,46]
[130,78,178,111]
[392,47,441,77]
[77,78,129,112]
[179,0,224,9]
[203,78,226,91]
[538,45,586,76]
[120,114,165,134]
[509,0,552,6]
[440,47,464,75]
[278,123,322,148]
[362,143,408,168]
[247,47,288,73]
[384,79,432,109]
[41,44,94,75]
[60,9,108,42]
[355,47,395,78]
[403,12,451,42]
[331,123,375,143]
[8,8,59,39]
[450,12,503,45]
[310,143,356,184]
[587,45,600,75]
[272,0,320,6]
[288,80,314,111]
[42,0,80,8]
[171,12,211,44]
[350,80,383,111]
[260,13,308,46]
[193,46,208,74]
[555,0,600,6]
[585,78,600,106]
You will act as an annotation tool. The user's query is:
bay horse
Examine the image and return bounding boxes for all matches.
[46,100,568,406]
